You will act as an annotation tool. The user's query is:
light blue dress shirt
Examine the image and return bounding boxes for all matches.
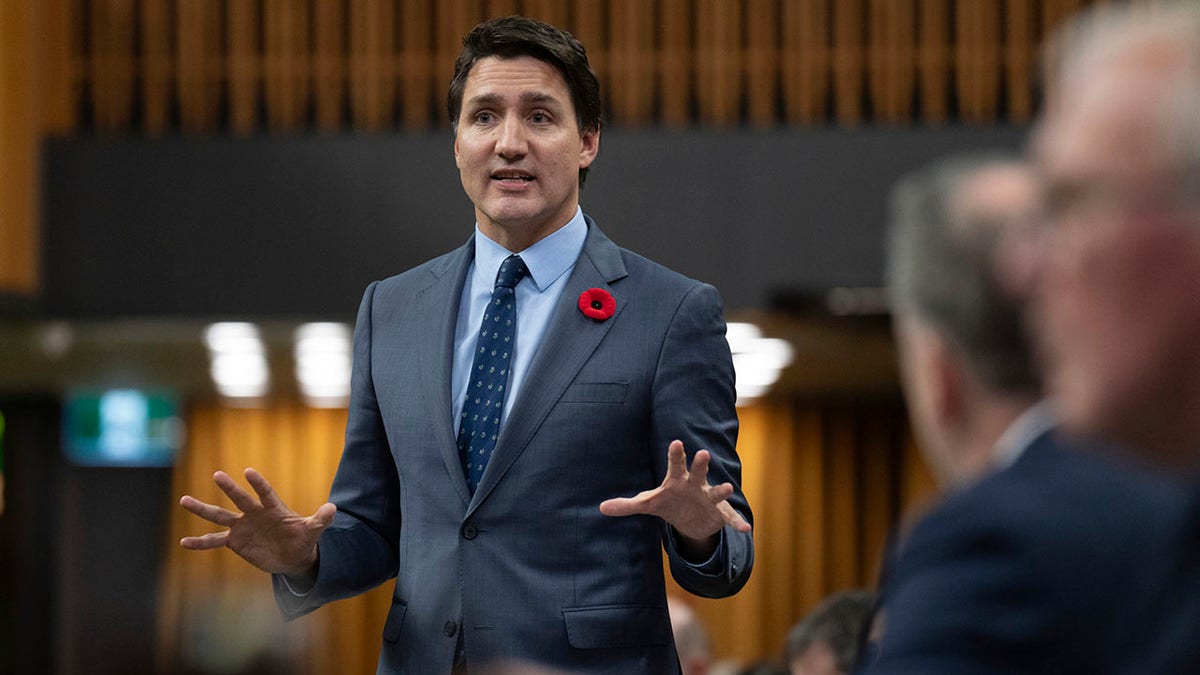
[451,208,588,432]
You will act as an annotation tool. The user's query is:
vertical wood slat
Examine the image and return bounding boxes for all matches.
[226,0,260,135]
[956,0,1002,123]
[608,0,655,126]
[436,0,482,127]
[1005,0,1035,122]
[917,0,950,124]
[312,0,344,132]
[0,2,38,292]
[349,0,398,132]
[745,0,779,127]
[263,0,310,133]
[568,0,606,117]
[176,0,222,133]
[140,0,171,136]
[825,407,860,591]
[782,0,829,124]
[399,0,434,131]
[832,0,865,125]
[794,405,828,615]
[483,0,519,18]
[657,0,691,128]
[89,0,136,133]
[520,0,568,30]
[39,0,78,135]
[868,0,916,123]
[695,0,742,127]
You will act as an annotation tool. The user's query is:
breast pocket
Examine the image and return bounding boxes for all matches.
[559,381,628,404]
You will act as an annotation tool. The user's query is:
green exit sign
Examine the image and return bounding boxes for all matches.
[64,390,184,467]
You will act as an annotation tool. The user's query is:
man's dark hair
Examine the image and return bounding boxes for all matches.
[786,590,875,674]
[447,15,603,187]
[886,153,1042,395]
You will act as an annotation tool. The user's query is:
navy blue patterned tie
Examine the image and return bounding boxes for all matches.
[457,254,529,494]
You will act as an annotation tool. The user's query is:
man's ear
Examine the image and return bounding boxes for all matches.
[579,127,600,169]
[929,336,966,429]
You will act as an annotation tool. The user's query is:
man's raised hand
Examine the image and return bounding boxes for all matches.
[599,440,751,558]
[179,467,335,578]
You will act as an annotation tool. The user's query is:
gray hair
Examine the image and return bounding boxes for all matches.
[886,153,1040,395]
[786,589,875,673]
[1047,2,1200,203]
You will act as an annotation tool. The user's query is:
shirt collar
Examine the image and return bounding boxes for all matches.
[473,207,587,292]
[993,399,1057,471]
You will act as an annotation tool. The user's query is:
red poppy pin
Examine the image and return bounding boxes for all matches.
[578,288,616,321]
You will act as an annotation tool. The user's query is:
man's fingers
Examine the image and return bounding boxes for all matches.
[599,495,652,517]
[179,530,230,550]
[310,502,337,530]
[213,470,261,513]
[180,495,239,527]
[706,482,734,503]
[717,500,752,533]
[245,468,284,510]
[690,449,712,484]
[665,440,687,479]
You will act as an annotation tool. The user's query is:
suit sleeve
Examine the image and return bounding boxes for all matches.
[651,282,754,598]
[273,280,402,619]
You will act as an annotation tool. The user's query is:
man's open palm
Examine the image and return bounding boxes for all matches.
[179,467,334,578]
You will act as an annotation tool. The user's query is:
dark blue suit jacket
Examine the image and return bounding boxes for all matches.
[863,429,1183,674]
[271,219,754,673]
[1114,478,1200,674]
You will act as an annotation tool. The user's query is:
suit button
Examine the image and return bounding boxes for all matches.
[462,522,478,540]
[443,620,457,637]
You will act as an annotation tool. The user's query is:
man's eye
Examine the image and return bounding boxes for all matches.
[475,111,494,124]
[530,112,549,123]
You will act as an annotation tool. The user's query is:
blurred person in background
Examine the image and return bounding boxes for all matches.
[785,589,873,675]
[1023,4,1200,672]
[176,14,753,674]
[669,596,715,675]
[862,154,1182,673]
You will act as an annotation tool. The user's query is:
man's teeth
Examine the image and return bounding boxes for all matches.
[494,174,533,181]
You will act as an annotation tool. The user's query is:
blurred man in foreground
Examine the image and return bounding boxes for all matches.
[863,154,1181,673]
[1025,4,1200,671]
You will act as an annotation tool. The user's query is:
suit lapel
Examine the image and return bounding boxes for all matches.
[469,221,628,513]
[415,238,475,506]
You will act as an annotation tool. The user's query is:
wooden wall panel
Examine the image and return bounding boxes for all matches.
[608,0,655,126]
[695,0,743,127]
[917,0,950,124]
[868,0,915,123]
[350,0,398,132]
[832,0,866,125]
[781,0,830,124]
[226,1,261,135]
[657,0,692,127]
[24,0,1110,137]
[263,0,310,133]
[312,0,345,132]
[88,0,135,133]
[0,0,37,294]
[176,1,222,133]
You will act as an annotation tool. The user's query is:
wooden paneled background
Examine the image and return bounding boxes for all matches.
[1,0,1106,298]
[159,396,935,671]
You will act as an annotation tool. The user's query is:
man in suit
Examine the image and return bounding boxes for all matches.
[1016,5,1200,671]
[179,16,753,674]
[862,155,1182,673]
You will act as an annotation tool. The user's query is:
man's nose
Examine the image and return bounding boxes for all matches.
[495,116,527,158]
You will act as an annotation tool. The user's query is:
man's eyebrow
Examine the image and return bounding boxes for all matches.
[464,91,564,107]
